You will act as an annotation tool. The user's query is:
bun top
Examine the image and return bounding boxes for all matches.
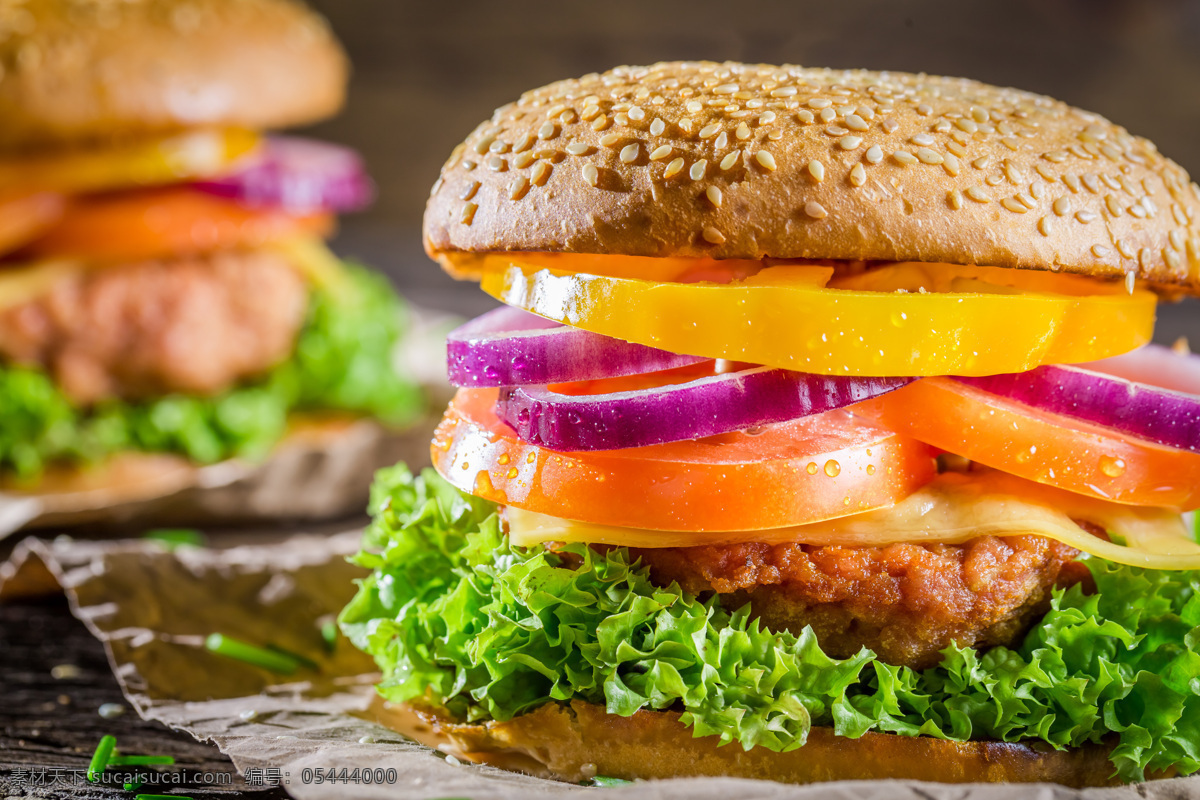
[425,61,1200,293]
[0,0,347,151]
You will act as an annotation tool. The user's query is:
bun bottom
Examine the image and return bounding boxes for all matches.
[375,699,1127,787]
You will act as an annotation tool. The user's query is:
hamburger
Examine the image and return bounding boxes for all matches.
[341,62,1200,786]
[0,0,422,513]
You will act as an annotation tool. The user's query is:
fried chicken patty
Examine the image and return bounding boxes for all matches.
[630,536,1085,669]
[0,249,308,404]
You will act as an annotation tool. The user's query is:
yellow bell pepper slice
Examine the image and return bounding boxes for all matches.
[475,255,1156,377]
[0,128,260,195]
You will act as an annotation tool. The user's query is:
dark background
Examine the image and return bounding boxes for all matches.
[304,0,1200,338]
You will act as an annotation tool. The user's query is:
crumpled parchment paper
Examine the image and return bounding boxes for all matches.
[4,533,1198,800]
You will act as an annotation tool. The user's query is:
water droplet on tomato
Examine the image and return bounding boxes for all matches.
[1100,456,1126,478]
[866,464,876,475]
[526,452,537,464]
[506,467,518,479]
[824,460,841,477]
[806,462,819,475]
[890,310,908,326]
[497,453,510,465]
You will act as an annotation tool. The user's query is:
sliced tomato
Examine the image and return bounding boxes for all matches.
[432,387,937,531]
[0,192,66,258]
[24,188,333,263]
[851,377,1200,510]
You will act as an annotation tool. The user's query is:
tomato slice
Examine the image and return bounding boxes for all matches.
[472,254,1155,377]
[851,378,1200,510]
[0,129,260,195]
[432,388,937,531]
[0,192,66,258]
[25,188,333,263]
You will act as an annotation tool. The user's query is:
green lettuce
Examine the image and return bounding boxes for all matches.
[0,264,422,480]
[341,465,1200,783]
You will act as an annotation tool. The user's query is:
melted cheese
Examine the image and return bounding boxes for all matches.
[0,238,346,312]
[506,470,1199,569]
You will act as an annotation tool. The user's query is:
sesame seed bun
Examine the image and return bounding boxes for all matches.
[386,699,1134,787]
[0,0,347,151]
[425,61,1200,293]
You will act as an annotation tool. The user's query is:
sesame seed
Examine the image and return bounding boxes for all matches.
[1081,174,1100,193]
[948,189,963,209]
[844,114,868,131]
[1126,272,1137,294]
[515,134,536,153]
[839,135,863,150]
[1030,182,1045,199]
[599,132,622,147]
[1129,202,1147,219]
[685,100,703,114]
[1117,238,1136,258]
[678,118,694,134]
[850,163,867,187]
[796,110,815,124]
[770,86,797,97]
[489,140,510,154]
[758,111,777,125]
[460,202,477,224]
[943,154,961,176]
[882,119,899,134]
[690,159,708,180]
[1043,151,1068,163]
[664,157,685,178]
[916,148,943,165]
[865,145,883,164]
[531,161,552,186]
[972,107,990,123]
[1166,248,1183,271]
[911,133,935,146]
[714,83,739,95]
[1076,210,1097,224]
[986,174,1003,187]
[1001,197,1028,214]
[650,118,666,136]
[917,103,932,116]
[965,186,991,203]
[510,177,530,199]
[706,185,723,207]
[954,118,978,134]
[1170,229,1185,251]
[699,122,722,139]
[582,163,599,186]
[538,121,558,140]
[649,144,672,161]
[460,181,480,201]
[1016,192,1036,209]
[893,150,918,165]
[735,122,752,141]
[720,151,740,170]
[614,113,629,126]
[808,97,832,109]
[1038,216,1051,236]
[566,142,591,156]
[755,150,778,171]
[703,225,726,244]
[804,201,829,219]
[1101,174,1121,191]
[628,105,646,121]
[808,159,826,182]
[820,107,837,123]
[1001,137,1020,151]
[474,137,494,155]
[1105,195,1123,217]
[487,155,507,171]
[1063,174,1082,193]
[620,143,640,163]
[1092,244,1112,259]
[581,105,601,121]
[591,114,609,131]
[971,155,993,170]
[714,131,729,150]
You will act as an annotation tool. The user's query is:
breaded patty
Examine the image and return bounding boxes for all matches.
[0,249,308,404]
[630,536,1085,670]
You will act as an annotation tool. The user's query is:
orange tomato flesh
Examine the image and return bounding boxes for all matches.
[852,378,1200,510]
[431,387,938,532]
[24,188,333,263]
[0,192,66,258]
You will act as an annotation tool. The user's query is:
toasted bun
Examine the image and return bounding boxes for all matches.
[384,699,1127,788]
[0,0,347,151]
[425,61,1200,293]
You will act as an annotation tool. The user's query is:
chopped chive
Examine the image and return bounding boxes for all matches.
[109,755,175,766]
[123,779,145,791]
[205,633,299,674]
[143,528,206,549]
[87,734,116,782]
[265,643,319,671]
[591,775,633,787]
[321,620,339,652]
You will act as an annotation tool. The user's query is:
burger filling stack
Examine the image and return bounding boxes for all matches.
[0,0,419,488]
[342,62,1200,786]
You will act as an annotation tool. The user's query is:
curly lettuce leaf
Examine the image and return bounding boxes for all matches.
[0,264,422,480]
[341,466,1200,782]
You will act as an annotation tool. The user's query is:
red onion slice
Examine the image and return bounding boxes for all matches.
[498,366,913,451]
[447,306,705,387]
[958,350,1200,454]
[195,136,374,214]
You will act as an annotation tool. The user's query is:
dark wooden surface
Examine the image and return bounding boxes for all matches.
[0,594,290,800]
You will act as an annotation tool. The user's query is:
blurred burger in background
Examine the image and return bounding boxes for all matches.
[0,0,427,523]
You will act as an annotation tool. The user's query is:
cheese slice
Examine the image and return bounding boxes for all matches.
[0,237,347,313]
[506,469,1199,570]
